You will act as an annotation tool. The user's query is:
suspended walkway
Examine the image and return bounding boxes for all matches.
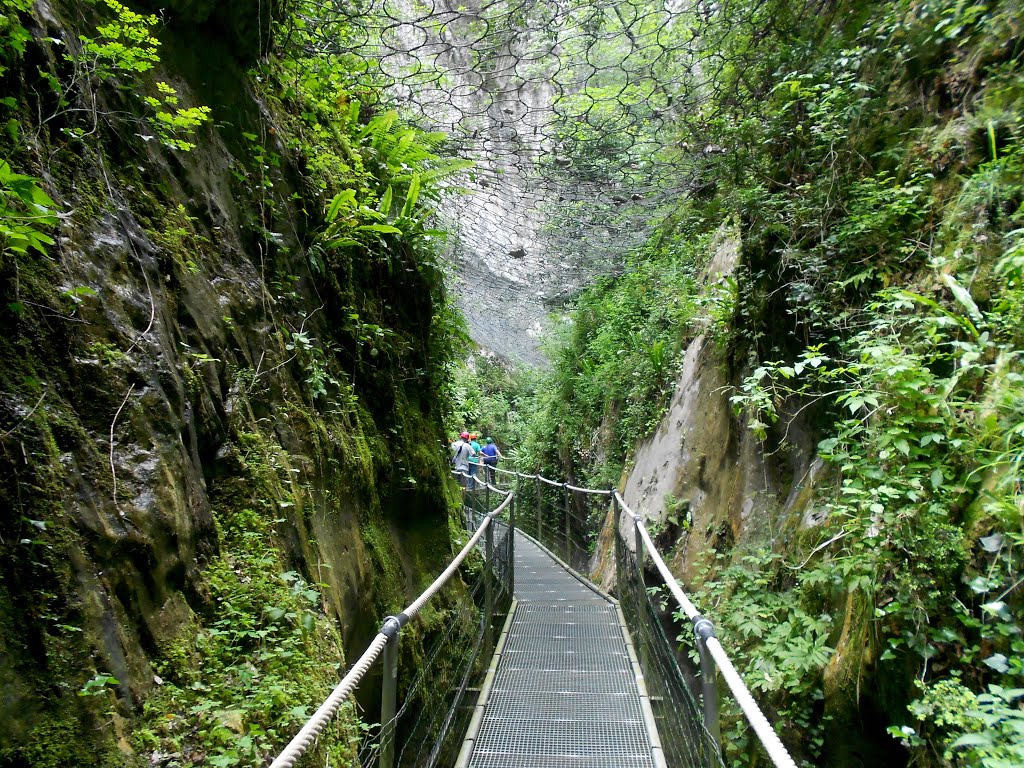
[457,531,663,768]
[268,469,797,768]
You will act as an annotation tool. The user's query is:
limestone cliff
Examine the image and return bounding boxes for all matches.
[0,2,459,766]
[593,230,823,588]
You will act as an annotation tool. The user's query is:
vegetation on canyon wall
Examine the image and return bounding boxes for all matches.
[0,1,465,766]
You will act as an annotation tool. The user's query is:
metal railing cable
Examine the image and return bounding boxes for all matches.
[615,492,799,768]
[268,489,514,768]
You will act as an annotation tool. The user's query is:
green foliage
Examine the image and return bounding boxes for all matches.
[445,351,537,459]
[142,81,212,152]
[63,0,211,150]
[137,506,358,767]
[520,226,704,485]
[0,0,32,77]
[891,679,1024,768]
[315,108,469,258]
[253,4,468,407]
[0,160,58,257]
[694,550,833,763]
[726,272,1024,761]
[77,0,160,78]
[77,672,119,697]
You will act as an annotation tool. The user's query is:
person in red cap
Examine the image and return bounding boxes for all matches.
[451,431,475,486]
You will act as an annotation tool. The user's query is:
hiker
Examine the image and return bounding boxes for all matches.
[451,431,474,486]
[480,437,502,484]
[467,433,482,489]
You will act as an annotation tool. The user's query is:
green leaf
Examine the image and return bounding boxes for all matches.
[979,534,1002,553]
[378,185,393,217]
[951,732,992,749]
[940,274,984,328]
[326,189,356,222]
[265,606,286,621]
[982,653,1009,673]
[400,173,421,219]
[355,223,402,235]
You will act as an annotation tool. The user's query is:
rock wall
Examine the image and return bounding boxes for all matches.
[0,3,458,766]
[592,230,825,590]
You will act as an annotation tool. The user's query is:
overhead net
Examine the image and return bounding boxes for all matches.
[299,0,778,364]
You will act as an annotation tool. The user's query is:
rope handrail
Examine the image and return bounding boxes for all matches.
[451,467,509,495]
[492,465,536,480]
[484,462,615,496]
[614,492,797,768]
[567,483,611,495]
[269,491,514,768]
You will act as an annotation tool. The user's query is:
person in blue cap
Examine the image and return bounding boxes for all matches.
[480,437,503,484]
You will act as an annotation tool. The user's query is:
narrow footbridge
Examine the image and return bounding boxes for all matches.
[269,469,797,768]
[458,532,660,768]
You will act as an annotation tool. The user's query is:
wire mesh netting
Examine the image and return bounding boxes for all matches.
[297,0,786,363]
[359,486,513,768]
[615,523,724,768]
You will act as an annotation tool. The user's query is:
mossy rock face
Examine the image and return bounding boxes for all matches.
[0,3,459,766]
[134,0,284,61]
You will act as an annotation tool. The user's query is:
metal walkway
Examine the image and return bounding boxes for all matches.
[460,532,663,768]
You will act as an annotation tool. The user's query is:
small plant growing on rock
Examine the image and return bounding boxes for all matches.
[57,0,211,151]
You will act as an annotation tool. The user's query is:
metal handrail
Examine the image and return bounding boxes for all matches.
[615,491,798,768]
[268,491,514,768]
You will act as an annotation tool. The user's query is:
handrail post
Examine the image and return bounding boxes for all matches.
[508,489,516,597]
[485,480,491,517]
[534,476,542,541]
[611,490,621,587]
[484,520,495,652]
[379,616,402,768]
[562,483,571,565]
[693,615,722,748]
[633,514,644,590]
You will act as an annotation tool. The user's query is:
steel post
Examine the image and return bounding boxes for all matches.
[534,476,542,541]
[693,616,722,748]
[634,515,644,590]
[380,632,399,768]
[612,492,621,589]
[485,480,491,517]
[484,520,495,652]
[562,483,571,564]
[508,489,516,597]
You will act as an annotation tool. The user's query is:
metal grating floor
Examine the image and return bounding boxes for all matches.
[466,532,659,768]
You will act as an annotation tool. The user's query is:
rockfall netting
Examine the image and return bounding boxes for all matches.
[297,0,780,364]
